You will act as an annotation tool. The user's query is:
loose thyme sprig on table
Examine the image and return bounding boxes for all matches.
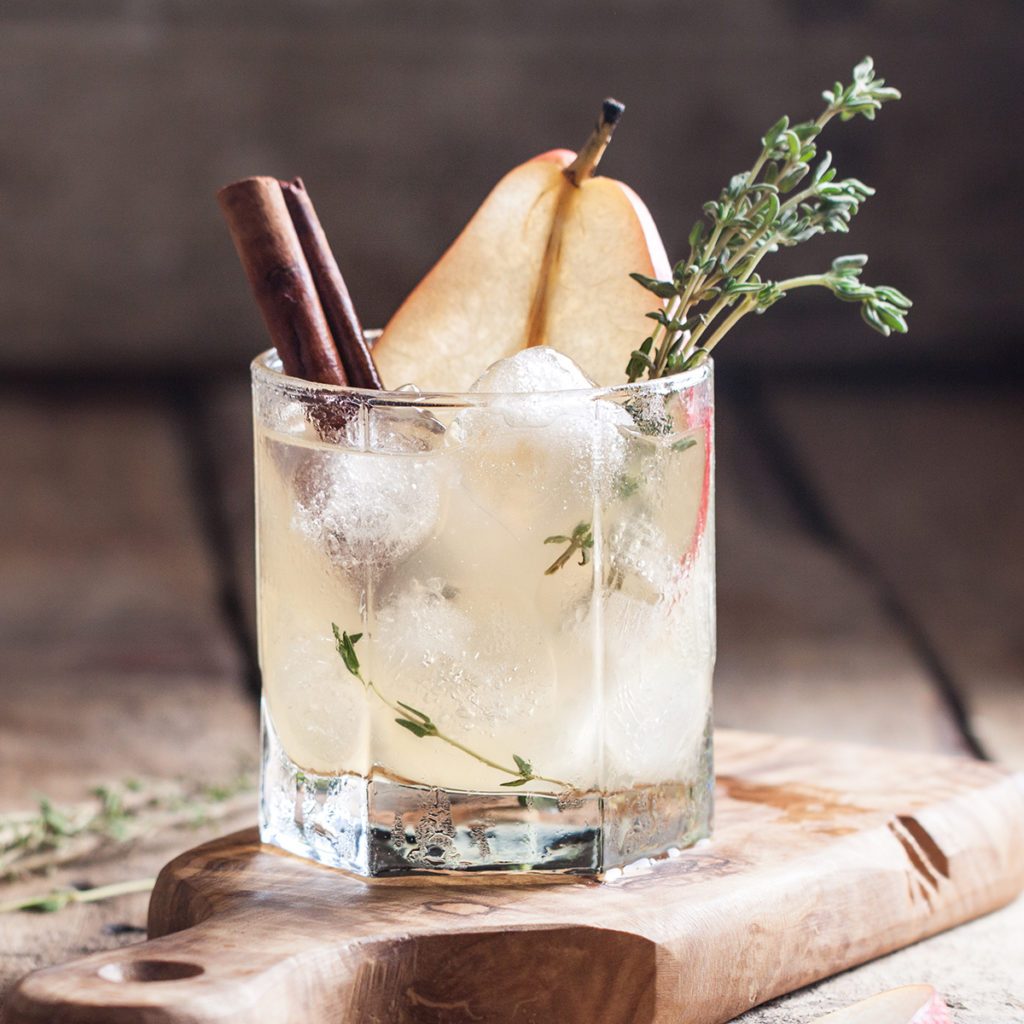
[625,57,911,382]
[0,773,254,880]
[0,877,158,915]
[332,626,571,789]
[0,772,255,913]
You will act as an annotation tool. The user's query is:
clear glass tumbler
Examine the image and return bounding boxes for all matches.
[253,349,715,875]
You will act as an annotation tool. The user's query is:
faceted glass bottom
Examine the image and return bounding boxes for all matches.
[259,701,714,876]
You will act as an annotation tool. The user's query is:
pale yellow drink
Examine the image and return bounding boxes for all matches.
[254,346,715,874]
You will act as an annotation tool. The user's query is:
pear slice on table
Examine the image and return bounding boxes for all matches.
[810,985,952,1024]
[373,100,670,391]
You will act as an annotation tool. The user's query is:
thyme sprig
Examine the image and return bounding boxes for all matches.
[626,57,911,382]
[0,773,254,881]
[0,877,156,915]
[543,431,700,578]
[543,522,594,575]
[0,772,254,914]
[332,626,570,790]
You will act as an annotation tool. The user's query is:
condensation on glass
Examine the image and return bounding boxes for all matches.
[253,349,715,875]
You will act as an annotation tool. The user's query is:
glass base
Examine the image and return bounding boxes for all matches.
[260,701,713,877]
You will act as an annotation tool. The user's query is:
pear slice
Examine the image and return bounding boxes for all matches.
[810,985,952,1024]
[373,101,670,391]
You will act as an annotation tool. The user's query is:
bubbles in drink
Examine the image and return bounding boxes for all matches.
[601,581,713,790]
[291,446,446,579]
[262,626,370,776]
[606,512,677,604]
[374,578,555,737]
[448,347,632,537]
[256,354,716,803]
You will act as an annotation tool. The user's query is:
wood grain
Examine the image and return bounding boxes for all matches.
[5,730,1023,1024]
[0,2,1021,371]
[0,392,257,1003]
[733,895,1024,1023]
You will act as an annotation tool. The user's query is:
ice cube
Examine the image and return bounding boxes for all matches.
[292,445,446,579]
[558,524,714,791]
[604,421,710,594]
[262,626,371,776]
[606,512,679,605]
[600,572,714,790]
[367,396,446,454]
[447,347,632,537]
[468,345,597,398]
[372,578,555,738]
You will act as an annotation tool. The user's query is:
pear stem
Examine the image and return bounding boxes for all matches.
[563,98,624,186]
[526,98,626,349]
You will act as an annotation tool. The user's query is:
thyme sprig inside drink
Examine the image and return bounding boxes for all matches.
[332,627,571,790]
[626,57,910,383]
[543,522,595,576]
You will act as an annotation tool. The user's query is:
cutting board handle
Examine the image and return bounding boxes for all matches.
[2,911,663,1024]
[2,919,289,1024]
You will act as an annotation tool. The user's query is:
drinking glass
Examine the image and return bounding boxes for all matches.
[253,348,715,875]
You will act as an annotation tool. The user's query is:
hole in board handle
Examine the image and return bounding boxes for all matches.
[98,960,204,983]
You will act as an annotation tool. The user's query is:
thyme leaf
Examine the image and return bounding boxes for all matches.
[670,437,697,453]
[395,701,432,725]
[627,57,911,381]
[0,772,254,881]
[332,627,570,790]
[0,877,157,915]
[395,719,435,739]
[543,522,594,575]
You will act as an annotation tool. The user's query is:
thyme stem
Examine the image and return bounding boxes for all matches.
[332,626,571,790]
[0,877,156,915]
[543,522,594,575]
[0,774,255,880]
[626,57,911,380]
[700,297,757,354]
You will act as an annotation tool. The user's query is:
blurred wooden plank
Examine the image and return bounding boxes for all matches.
[0,390,256,794]
[0,390,257,1005]
[0,2,1020,371]
[201,376,258,648]
[715,393,968,755]
[767,387,1024,769]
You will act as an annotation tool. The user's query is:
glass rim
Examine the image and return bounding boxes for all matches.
[251,344,712,408]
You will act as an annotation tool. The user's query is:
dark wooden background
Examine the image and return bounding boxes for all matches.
[1,0,1022,373]
[1,3,1022,1021]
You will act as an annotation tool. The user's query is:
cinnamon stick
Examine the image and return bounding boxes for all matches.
[279,178,383,390]
[217,176,348,386]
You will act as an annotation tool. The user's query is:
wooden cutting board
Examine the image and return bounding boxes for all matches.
[6,730,1023,1024]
